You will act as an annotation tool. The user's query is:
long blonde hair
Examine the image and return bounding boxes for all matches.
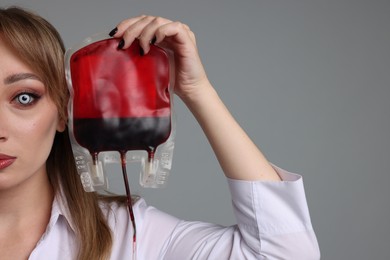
[0,6,121,260]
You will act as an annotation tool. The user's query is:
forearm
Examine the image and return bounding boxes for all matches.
[179,81,281,181]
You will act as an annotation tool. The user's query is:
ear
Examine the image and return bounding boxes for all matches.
[56,118,66,132]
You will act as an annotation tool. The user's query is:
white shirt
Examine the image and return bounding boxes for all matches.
[28,165,320,259]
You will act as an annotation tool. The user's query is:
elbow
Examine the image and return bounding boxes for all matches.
[288,230,321,260]
[303,230,321,260]
[262,230,321,260]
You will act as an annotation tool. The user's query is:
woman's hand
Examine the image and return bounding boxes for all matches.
[111,15,280,181]
[110,15,210,101]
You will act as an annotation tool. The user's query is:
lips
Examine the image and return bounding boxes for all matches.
[0,154,16,170]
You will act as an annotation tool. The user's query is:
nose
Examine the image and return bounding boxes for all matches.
[0,133,6,142]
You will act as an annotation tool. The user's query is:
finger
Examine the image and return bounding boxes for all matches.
[137,16,172,54]
[154,21,196,49]
[112,15,155,49]
[118,16,158,49]
[110,15,146,37]
[182,23,197,45]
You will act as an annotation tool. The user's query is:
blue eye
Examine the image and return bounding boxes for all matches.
[13,92,40,107]
[18,94,34,105]
[17,93,35,105]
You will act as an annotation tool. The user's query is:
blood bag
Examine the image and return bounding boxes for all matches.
[65,32,176,192]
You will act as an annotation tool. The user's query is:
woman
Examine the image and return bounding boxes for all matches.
[0,6,320,260]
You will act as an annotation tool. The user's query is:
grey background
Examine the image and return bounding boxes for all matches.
[2,0,389,259]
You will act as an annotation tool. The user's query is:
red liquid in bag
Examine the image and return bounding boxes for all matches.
[70,39,171,158]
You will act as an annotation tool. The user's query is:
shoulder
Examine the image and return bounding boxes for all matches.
[98,197,144,232]
[99,197,180,231]
[98,197,182,259]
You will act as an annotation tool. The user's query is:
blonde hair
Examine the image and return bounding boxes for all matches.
[0,6,124,260]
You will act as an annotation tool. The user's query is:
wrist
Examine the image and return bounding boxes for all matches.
[176,79,217,108]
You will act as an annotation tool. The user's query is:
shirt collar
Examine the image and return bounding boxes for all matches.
[49,188,77,233]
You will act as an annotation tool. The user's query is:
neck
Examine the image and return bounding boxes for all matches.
[0,168,54,227]
[0,168,54,259]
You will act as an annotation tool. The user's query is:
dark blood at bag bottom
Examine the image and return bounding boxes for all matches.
[73,116,171,160]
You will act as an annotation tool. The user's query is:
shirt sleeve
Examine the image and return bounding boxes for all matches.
[160,165,320,260]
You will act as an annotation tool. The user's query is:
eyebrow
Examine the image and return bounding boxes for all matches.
[4,73,42,85]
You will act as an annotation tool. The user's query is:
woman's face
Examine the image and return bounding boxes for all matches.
[0,37,65,191]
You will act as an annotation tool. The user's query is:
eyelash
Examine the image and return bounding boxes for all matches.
[12,91,42,107]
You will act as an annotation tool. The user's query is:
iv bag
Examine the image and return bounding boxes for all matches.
[65,33,176,191]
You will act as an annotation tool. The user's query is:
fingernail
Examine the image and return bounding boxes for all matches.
[109,27,118,37]
[150,36,157,45]
[140,47,144,56]
[118,39,125,49]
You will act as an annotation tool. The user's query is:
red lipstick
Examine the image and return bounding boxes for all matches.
[0,154,16,170]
